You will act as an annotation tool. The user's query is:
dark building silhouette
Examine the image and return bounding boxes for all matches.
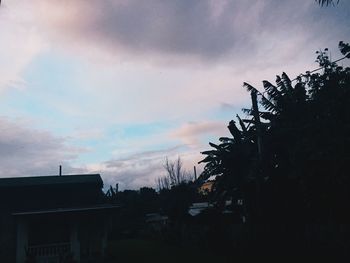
[0,174,118,263]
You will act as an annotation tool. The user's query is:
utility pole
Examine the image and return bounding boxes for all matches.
[251,89,263,159]
[251,89,263,223]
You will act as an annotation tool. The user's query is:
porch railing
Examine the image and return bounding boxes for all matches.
[27,242,71,262]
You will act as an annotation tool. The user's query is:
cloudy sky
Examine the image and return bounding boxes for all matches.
[0,0,349,189]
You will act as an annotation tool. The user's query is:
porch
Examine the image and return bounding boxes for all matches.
[26,242,71,263]
[13,205,119,263]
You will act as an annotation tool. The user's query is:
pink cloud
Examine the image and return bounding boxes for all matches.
[170,121,229,145]
[0,1,46,91]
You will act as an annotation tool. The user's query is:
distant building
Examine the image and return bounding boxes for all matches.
[188,202,213,216]
[188,200,233,217]
[145,213,168,225]
[0,174,119,263]
[198,175,217,194]
[144,213,168,234]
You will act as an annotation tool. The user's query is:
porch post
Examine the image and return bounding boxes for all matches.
[70,220,80,262]
[101,217,109,256]
[16,218,28,263]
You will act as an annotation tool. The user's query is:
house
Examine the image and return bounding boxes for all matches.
[0,174,119,263]
[198,175,217,194]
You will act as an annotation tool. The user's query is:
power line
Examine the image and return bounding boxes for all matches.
[243,55,348,117]
[291,56,347,82]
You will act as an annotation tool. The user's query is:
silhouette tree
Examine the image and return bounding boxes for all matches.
[157,157,193,190]
[199,42,350,256]
[200,42,350,225]
[198,116,259,220]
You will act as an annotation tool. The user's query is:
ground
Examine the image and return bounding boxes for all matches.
[104,238,228,263]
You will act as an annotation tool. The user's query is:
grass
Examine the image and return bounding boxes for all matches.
[105,238,228,263]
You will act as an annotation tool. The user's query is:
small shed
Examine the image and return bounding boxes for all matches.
[0,174,119,263]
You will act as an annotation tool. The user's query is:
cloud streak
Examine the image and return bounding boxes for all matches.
[32,0,347,64]
[86,145,193,190]
[92,121,230,190]
[0,117,84,177]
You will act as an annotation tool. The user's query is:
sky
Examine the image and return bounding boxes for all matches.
[0,0,349,189]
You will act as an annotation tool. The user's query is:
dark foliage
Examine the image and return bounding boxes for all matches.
[199,42,350,255]
[158,182,197,221]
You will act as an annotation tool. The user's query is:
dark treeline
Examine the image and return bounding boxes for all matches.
[105,182,201,235]
[105,42,350,260]
[198,41,350,257]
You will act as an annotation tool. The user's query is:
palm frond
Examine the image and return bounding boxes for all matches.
[281,72,293,92]
[259,111,275,121]
[316,0,339,6]
[200,150,218,156]
[209,142,222,150]
[242,108,253,115]
[243,82,260,95]
[227,120,242,141]
[236,115,248,134]
[276,75,288,94]
[244,82,277,113]
[263,80,282,101]
[260,96,278,113]
[198,155,215,164]
[219,137,234,143]
[242,119,255,124]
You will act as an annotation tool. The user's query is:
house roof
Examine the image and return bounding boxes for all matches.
[11,204,120,216]
[0,174,103,188]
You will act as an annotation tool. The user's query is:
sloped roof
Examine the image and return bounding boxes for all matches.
[0,174,103,188]
[12,204,120,216]
[206,175,217,182]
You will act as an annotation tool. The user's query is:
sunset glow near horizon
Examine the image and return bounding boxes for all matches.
[0,0,349,189]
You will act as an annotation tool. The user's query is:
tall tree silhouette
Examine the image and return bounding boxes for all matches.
[199,42,350,224]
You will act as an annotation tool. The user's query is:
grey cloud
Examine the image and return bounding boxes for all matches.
[52,0,246,60]
[97,145,190,190]
[35,0,350,62]
[0,117,83,177]
[96,0,239,58]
